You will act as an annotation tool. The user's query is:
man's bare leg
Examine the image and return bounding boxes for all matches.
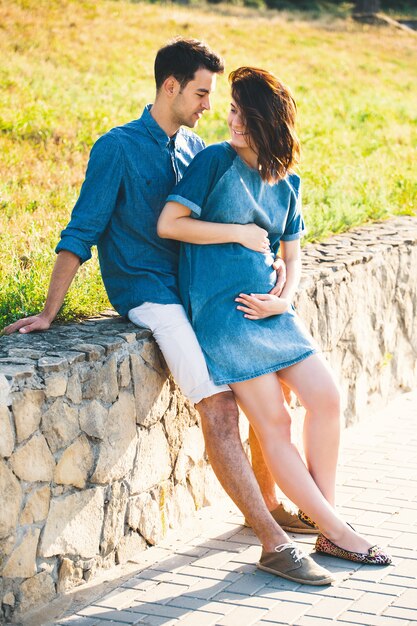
[196,391,289,552]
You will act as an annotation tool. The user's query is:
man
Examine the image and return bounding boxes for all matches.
[4,38,331,584]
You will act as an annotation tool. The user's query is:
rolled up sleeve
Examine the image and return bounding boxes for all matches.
[56,133,124,263]
[281,174,306,242]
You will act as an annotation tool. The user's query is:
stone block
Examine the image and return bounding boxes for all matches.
[187,462,206,509]
[41,397,80,452]
[182,425,205,464]
[166,483,196,530]
[9,434,55,482]
[138,339,167,374]
[1,528,40,578]
[127,492,164,546]
[0,406,14,458]
[91,392,137,483]
[130,353,171,427]
[115,531,147,565]
[164,394,195,462]
[79,399,108,439]
[130,423,172,494]
[0,534,16,567]
[100,481,129,557]
[54,435,94,488]
[0,460,22,539]
[0,375,11,406]
[66,371,82,404]
[20,486,51,524]
[12,389,45,443]
[82,355,119,403]
[17,571,56,616]
[57,557,84,592]
[2,591,15,607]
[118,357,131,388]
[45,374,68,397]
[39,487,105,558]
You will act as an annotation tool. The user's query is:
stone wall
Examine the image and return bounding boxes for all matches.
[0,215,416,622]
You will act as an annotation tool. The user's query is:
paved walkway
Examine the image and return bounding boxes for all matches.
[39,391,417,626]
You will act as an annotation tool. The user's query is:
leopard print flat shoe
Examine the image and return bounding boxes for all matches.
[315,533,392,565]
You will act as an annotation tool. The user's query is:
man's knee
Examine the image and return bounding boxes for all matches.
[196,391,239,433]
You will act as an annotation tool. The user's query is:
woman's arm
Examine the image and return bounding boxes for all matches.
[235,239,301,320]
[157,201,270,253]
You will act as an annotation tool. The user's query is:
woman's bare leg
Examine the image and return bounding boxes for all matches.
[278,354,340,506]
[231,371,375,553]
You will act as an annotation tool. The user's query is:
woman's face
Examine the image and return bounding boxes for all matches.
[228,99,250,150]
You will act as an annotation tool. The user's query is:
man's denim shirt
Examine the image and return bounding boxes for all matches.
[56,106,205,316]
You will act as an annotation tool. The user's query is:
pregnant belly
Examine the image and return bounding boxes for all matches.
[190,244,277,308]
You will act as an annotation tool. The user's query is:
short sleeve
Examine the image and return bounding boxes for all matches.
[56,133,124,262]
[167,144,232,217]
[281,174,306,241]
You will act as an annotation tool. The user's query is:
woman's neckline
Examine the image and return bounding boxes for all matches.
[224,141,259,173]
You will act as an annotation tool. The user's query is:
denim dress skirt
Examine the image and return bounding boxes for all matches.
[167,142,318,386]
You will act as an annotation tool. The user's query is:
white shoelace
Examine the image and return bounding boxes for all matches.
[274,542,307,563]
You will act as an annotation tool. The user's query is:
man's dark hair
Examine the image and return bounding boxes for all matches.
[154,38,224,91]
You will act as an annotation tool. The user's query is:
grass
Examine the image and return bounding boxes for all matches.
[1,0,416,329]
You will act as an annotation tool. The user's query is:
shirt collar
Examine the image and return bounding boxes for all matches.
[141,104,180,149]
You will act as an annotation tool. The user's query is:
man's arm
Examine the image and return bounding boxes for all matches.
[157,201,270,253]
[3,251,81,334]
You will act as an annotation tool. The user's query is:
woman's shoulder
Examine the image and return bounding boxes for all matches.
[275,172,301,199]
[195,141,236,164]
[187,142,235,181]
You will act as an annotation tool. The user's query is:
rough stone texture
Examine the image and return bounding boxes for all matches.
[130,351,171,427]
[0,216,416,621]
[1,528,40,578]
[45,374,68,397]
[9,433,55,482]
[0,406,14,458]
[100,481,129,557]
[127,492,164,545]
[130,422,172,494]
[17,571,56,616]
[41,398,80,452]
[0,460,22,539]
[0,375,11,407]
[12,389,45,443]
[20,486,51,524]
[54,435,93,488]
[57,557,84,593]
[82,354,119,403]
[115,531,147,566]
[79,399,107,439]
[91,392,137,483]
[39,488,105,558]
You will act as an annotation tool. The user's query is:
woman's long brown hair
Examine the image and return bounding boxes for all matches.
[229,67,300,183]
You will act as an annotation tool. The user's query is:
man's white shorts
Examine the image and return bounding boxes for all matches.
[128,302,230,405]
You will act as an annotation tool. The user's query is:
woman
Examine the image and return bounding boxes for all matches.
[158,67,391,566]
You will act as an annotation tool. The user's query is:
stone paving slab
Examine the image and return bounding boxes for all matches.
[29,391,417,626]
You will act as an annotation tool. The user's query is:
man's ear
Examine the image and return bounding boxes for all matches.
[162,76,180,99]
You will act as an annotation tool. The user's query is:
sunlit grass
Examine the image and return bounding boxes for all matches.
[1,0,416,328]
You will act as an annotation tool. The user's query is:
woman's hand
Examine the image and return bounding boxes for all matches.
[237,224,270,253]
[235,293,290,320]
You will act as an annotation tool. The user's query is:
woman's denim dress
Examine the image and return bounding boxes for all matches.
[167,142,318,386]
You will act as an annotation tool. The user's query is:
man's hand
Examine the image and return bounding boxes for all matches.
[270,256,286,296]
[235,293,290,320]
[3,313,52,335]
[238,224,270,253]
